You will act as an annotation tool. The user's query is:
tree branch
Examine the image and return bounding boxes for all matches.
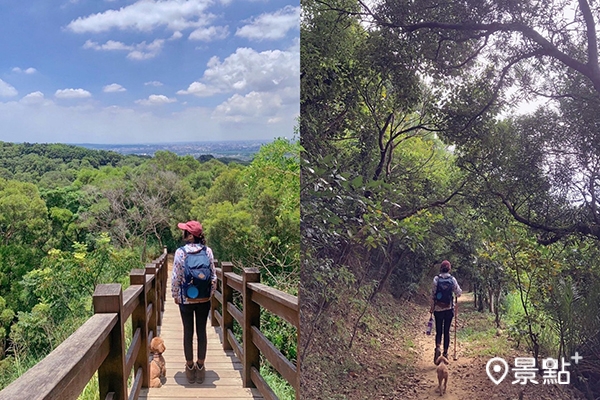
[491,189,600,244]
[389,18,600,92]
[386,179,468,221]
[578,0,599,71]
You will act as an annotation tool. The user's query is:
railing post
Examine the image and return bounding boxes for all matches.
[210,259,220,327]
[162,247,168,310]
[221,262,234,350]
[242,267,260,388]
[153,259,164,327]
[130,268,150,388]
[94,284,127,400]
[146,263,158,339]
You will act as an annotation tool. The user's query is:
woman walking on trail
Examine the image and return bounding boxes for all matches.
[171,220,217,384]
[430,260,462,363]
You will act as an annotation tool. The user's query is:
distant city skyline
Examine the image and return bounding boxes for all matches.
[0,0,299,144]
[78,138,270,160]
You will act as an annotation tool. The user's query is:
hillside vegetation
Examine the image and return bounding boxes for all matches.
[0,138,299,397]
[300,1,600,398]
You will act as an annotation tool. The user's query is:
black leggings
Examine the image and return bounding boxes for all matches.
[434,308,454,353]
[178,301,211,362]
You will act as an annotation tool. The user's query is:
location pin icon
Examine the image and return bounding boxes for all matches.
[486,357,509,385]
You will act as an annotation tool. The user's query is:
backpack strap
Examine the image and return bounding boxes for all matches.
[179,246,191,303]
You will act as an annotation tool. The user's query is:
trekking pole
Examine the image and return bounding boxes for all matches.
[453,301,458,361]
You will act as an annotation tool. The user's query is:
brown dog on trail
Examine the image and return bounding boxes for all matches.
[435,355,449,396]
[149,336,167,388]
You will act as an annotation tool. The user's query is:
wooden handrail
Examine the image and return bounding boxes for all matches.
[0,248,169,400]
[211,263,300,400]
[0,313,116,400]
[0,249,298,400]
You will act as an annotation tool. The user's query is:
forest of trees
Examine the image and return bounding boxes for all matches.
[0,139,299,397]
[300,0,600,398]
[7,0,600,398]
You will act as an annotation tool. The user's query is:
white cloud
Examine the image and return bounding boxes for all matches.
[0,80,18,97]
[180,47,299,96]
[20,91,46,104]
[214,91,281,122]
[103,83,126,93]
[201,44,300,124]
[177,81,220,96]
[236,6,299,41]
[204,47,298,91]
[66,0,215,33]
[189,25,228,41]
[135,94,177,105]
[84,39,165,60]
[145,81,164,86]
[12,67,37,74]
[84,39,130,51]
[55,88,92,99]
[212,86,299,125]
[127,39,165,60]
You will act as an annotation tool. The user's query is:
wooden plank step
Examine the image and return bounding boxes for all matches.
[139,267,262,400]
[139,386,263,399]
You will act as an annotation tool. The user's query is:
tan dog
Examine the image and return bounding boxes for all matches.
[435,355,449,396]
[150,336,167,388]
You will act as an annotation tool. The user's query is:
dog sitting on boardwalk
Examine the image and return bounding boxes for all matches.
[435,355,449,396]
[150,336,167,388]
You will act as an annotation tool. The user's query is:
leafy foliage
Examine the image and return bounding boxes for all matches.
[302,0,600,397]
[0,139,299,394]
[196,138,300,290]
[0,141,145,185]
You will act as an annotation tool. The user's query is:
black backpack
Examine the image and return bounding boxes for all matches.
[181,246,212,299]
[434,275,454,306]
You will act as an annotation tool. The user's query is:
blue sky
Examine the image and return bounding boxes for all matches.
[0,0,299,144]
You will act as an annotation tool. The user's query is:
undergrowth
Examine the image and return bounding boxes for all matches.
[455,297,512,358]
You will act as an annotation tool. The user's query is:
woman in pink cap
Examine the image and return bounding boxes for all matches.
[171,220,217,384]
[430,260,462,363]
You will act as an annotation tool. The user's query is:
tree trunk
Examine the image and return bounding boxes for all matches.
[141,235,147,262]
[494,287,501,328]
[477,288,485,312]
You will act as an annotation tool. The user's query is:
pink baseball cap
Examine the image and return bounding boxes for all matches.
[177,220,203,237]
[440,260,451,271]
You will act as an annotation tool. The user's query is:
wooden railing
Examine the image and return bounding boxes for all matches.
[0,249,169,400]
[0,252,298,400]
[210,262,300,400]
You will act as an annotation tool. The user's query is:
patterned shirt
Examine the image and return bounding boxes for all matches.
[432,273,462,312]
[171,243,217,304]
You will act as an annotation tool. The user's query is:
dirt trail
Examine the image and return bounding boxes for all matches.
[406,293,582,400]
[302,286,584,399]
[411,294,476,399]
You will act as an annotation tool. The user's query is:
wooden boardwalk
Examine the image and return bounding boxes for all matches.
[139,267,263,400]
